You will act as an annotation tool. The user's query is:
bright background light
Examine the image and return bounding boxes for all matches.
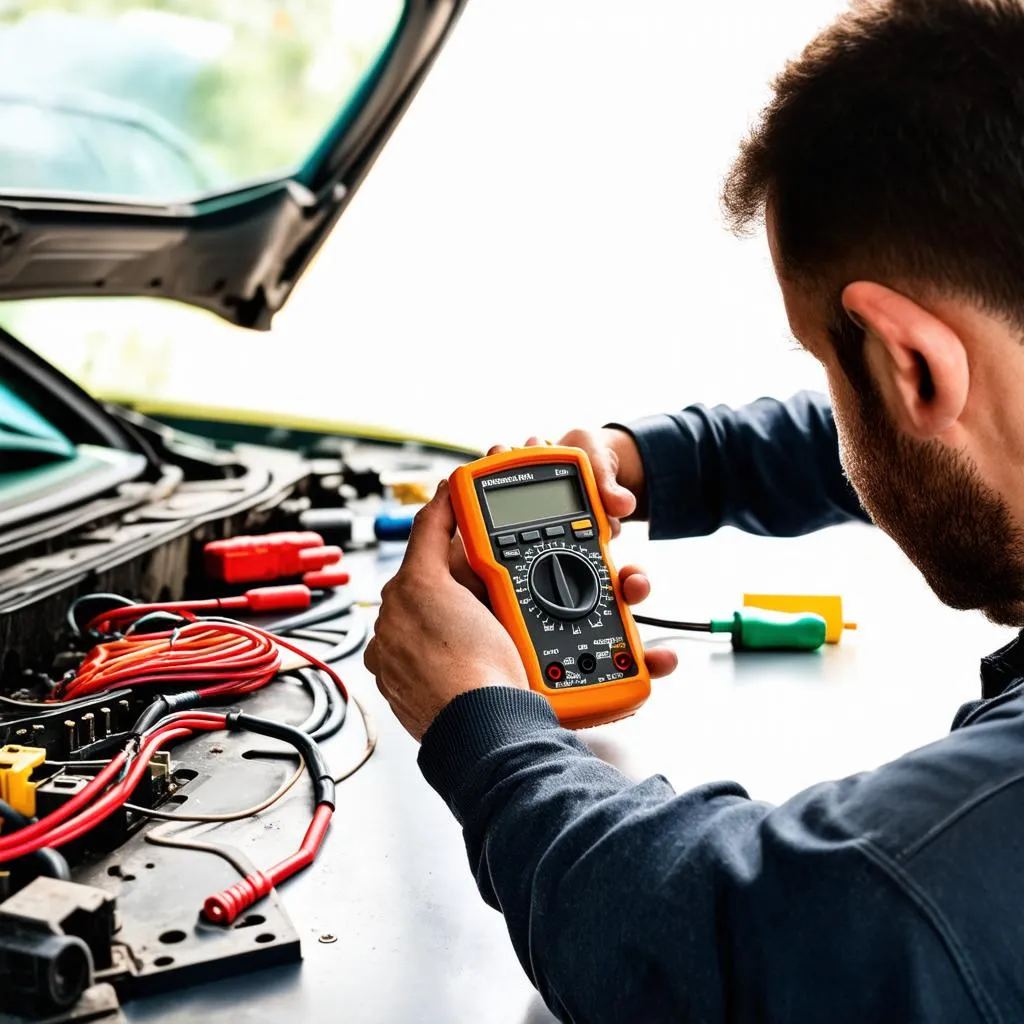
[276,0,850,445]
[8,0,852,450]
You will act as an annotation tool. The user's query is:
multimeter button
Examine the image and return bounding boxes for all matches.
[521,530,542,543]
[570,518,593,531]
[545,662,564,683]
[497,534,517,547]
[501,547,522,560]
[544,525,566,538]
[613,651,634,672]
[573,528,595,540]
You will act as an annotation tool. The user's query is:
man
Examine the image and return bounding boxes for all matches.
[365,1,1024,1019]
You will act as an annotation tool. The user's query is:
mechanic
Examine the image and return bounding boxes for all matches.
[364,1,1024,1020]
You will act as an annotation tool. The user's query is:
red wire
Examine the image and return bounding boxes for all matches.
[0,715,227,861]
[24,600,353,922]
[202,803,334,925]
[0,753,128,855]
[53,621,281,703]
[87,602,220,633]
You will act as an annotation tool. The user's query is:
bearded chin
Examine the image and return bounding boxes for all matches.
[836,390,1024,625]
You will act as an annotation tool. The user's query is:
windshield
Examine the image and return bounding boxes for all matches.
[0,0,404,202]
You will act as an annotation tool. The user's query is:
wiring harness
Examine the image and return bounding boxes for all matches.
[1,586,374,924]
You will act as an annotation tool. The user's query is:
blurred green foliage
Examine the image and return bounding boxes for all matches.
[0,0,401,181]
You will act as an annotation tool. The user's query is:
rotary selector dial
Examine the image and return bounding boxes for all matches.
[528,548,602,620]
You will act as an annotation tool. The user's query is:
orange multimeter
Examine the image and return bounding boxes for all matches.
[449,447,650,729]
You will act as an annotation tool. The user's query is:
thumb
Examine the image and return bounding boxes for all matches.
[403,479,457,570]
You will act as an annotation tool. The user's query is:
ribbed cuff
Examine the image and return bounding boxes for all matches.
[418,687,560,803]
[608,414,698,540]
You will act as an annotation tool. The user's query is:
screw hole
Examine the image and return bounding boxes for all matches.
[154,956,174,967]
[94,279,106,289]
[235,914,265,929]
[159,930,187,945]
[149,277,162,288]
[254,933,276,944]
[107,865,121,877]
[145,863,155,869]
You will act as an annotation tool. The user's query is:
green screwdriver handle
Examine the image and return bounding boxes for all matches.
[710,608,827,651]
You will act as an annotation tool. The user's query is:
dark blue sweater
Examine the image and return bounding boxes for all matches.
[418,392,1020,1023]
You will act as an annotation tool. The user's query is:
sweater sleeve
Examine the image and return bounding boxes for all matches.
[418,687,982,1024]
[612,391,869,540]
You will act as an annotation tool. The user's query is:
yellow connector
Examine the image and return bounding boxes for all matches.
[0,745,45,817]
[387,481,433,506]
[743,594,857,645]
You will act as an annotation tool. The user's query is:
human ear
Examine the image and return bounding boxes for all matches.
[841,281,969,439]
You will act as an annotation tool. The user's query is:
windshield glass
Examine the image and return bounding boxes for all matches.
[0,0,404,202]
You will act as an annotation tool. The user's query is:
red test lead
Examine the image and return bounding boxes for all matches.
[85,585,313,634]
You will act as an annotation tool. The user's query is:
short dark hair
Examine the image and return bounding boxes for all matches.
[724,0,1024,324]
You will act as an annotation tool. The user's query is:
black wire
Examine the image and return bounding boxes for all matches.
[281,618,367,664]
[266,591,354,633]
[308,667,347,742]
[124,611,190,636]
[66,593,136,635]
[632,614,712,633]
[223,710,335,808]
[0,799,72,880]
[247,668,346,760]
[293,671,329,735]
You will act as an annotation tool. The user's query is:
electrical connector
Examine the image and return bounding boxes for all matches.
[301,568,351,589]
[204,532,342,584]
[0,746,45,818]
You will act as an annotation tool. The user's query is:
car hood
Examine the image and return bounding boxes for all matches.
[0,1,465,331]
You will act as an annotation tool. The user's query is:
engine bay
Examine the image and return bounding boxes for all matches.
[0,350,469,1022]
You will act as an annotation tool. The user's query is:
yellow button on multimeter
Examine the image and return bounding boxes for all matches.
[449,447,650,728]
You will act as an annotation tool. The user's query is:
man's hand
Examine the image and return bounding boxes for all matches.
[366,482,677,742]
[527,428,646,537]
[449,427,646,594]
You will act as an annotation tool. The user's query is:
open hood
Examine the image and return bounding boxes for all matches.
[0,1,465,330]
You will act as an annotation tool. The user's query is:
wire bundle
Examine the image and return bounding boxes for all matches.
[0,710,337,924]
[0,714,221,862]
[53,620,282,703]
[6,591,376,925]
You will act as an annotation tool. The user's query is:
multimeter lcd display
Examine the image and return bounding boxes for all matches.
[484,477,583,529]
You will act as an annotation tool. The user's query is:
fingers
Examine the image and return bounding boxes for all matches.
[644,647,678,679]
[619,565,651,606]
[402,479,456,571]
[487,444,512,456]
